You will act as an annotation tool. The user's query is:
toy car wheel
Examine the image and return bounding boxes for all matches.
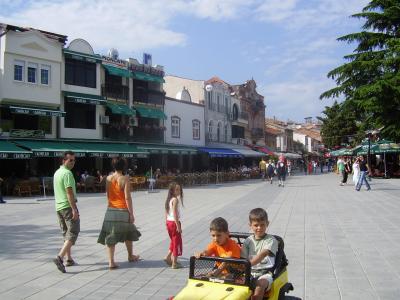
[278,282,294,300]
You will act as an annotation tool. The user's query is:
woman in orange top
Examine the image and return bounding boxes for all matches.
[97,157,141,269]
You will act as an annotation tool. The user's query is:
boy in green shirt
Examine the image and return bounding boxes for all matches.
[53,151,80,273]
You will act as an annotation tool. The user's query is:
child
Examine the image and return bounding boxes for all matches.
[195,217,241,276]
[241,208,278,300]
[164,182,184,269]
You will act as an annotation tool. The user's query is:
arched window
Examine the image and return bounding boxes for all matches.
[232,104,239,120]
[208,120,214,141]
[192,119,200,140]
[171,116,180,138]
[217,122,222,142]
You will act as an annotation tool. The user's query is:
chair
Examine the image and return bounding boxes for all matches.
[29,177,41,195]
[83,176,96,192]
[95,176,107,192]
[13,180,32,196]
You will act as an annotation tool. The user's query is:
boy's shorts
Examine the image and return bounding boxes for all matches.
[252,272,273,291]
[57,207,80,244]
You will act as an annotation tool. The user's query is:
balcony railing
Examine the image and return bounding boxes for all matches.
[131,127,164,143]
[101,84,129,101]
[129,63,165,77]
[133,89,165,105]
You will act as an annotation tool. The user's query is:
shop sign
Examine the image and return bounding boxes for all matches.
[101,55,127,68]
[13,153,31,159]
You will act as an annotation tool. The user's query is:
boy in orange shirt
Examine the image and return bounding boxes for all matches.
[195,217,241,277]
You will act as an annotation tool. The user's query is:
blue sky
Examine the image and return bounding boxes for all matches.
[0,0,370,122]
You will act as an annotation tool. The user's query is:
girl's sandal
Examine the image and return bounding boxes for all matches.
[172,262,183,269]
[128,255,140,262]
[109,264,119,270]
[163,258,172,266]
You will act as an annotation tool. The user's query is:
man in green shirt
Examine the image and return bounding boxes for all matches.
[53,151,80,273]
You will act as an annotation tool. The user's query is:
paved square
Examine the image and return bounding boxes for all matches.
[1,173,400,299]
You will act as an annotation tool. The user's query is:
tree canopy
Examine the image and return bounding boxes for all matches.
[317,101,361,148]
[320,0,400,141]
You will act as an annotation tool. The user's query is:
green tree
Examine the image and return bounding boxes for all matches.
[320,0,400,141]
[317,101,360,148]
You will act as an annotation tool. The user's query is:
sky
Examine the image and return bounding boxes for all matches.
[0,0,370,123]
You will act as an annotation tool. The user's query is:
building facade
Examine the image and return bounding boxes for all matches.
[230,79,265,146]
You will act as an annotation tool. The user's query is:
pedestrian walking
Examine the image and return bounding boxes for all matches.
[287,160,292,176]
[352,157,360,186]
[337,157,345,186]
[266,160,275,184]
[164,182,184,269]
[356,156,371,191]
[277,161,286,187]
[97,157,141,269]
[343,157,352,184]
[53,151,80,273]
[259,158,267,181]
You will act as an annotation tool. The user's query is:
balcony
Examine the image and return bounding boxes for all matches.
[130,63,165,77]
[101,84,129,102]
[133,89,165,106]
[131,126,164,143]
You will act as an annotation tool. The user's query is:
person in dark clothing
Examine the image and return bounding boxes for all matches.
[343,157,352,184]
[356,156,371,191]
[276,161,286,187]
[0,177,6,203]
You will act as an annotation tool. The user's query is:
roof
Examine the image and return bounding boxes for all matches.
[0,23,68,44]
[294,128,322,142]
[204,76,229,86]
[265,127,282,135]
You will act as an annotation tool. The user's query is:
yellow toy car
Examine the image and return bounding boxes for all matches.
[171,233,293,300]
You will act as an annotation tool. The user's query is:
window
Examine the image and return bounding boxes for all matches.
[171,116,180,138]
[217,122,222,142]
[192,119,200,140]
[232,104,238,120]
[224,124,228,142]
[14,60,24,81]
[64,99,96,129]
[207,91,212,109]
[65,58,96,88]
[27,62,38,83]
[40,65,51,85]
[208,120,213,140]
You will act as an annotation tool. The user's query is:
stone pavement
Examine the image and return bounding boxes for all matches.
[0,173,400,300]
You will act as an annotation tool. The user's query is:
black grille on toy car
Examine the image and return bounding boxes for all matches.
[189,256,252,287]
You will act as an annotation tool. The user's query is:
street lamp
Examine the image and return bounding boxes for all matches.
[365,129,380,176]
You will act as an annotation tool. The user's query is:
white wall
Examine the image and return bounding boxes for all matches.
[293,132,312,152]
[1,30,62,107]
[164,75,205,104]
[164,98,205,146]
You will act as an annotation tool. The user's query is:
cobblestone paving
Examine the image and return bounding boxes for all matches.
[0,173,400,299]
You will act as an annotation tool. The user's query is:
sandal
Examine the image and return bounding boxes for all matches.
[128,255,140,262]
[163,258,172,266]
[53,256,66,273]
[66,259,76,267]
[172,262,183,269]
[109,264,119,270]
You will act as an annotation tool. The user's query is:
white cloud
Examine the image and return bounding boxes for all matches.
[260,78,337,121]
[188,0,253,20]
[255,0,370,30]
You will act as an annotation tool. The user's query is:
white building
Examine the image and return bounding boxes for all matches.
[60,38,105,140]
[0,23,67,139]
[164,93,205,147]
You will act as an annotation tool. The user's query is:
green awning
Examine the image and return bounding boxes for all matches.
[66,142,148,158]
[64,91,106,105]
[134,106,167,120]
[132,71,164,83]
[106,102,136,116]
[14,140,87,157]
[0,140,32,159]
[103,64,132,78]
[63,49,102,63]
[138,144,197,155]
[14,140,149,158]
[9,105,65,117]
